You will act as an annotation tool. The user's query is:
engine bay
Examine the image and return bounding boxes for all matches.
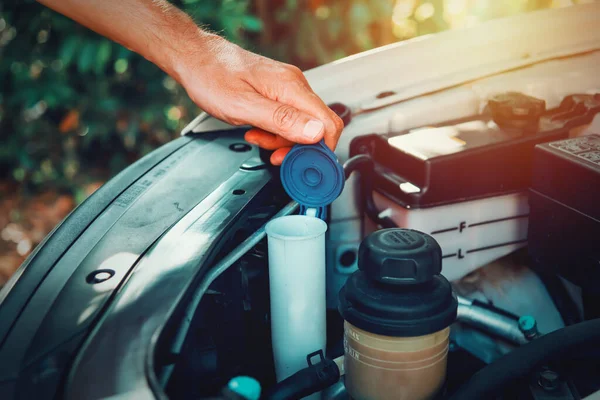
[157,48,600,400]
[1,6,599,400]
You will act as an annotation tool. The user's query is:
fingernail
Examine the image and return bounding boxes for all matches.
[303,120,324,140]
[245,138,258,145]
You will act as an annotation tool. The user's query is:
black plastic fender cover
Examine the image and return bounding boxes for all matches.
[0,130,269,399]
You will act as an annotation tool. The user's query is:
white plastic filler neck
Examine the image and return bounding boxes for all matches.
[265,215,328,383]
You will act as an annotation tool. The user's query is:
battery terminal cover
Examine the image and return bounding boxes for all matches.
[489,92,546,131]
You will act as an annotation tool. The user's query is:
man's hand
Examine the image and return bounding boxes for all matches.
[174,36,344,165]
[38,0,344,165]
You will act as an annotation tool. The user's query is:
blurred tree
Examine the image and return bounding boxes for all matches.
[0,0,260,201]
[0,0,261,281]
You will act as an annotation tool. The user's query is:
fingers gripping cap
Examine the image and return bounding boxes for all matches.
[281,140,345,219]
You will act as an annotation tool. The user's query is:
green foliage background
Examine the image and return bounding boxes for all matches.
[0,0,585,203]
[0,0,266,203]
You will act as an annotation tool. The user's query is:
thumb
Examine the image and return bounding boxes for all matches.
[238,95,325,144]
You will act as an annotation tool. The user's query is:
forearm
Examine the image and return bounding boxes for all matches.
[37,0,217,82]
[38,0,344,163]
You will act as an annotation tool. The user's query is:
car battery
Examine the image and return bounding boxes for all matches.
[350,93,600,281]
[528,135,600,289]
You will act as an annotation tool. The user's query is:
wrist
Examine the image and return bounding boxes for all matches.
[160,26,224,86]
[141,5,222,85]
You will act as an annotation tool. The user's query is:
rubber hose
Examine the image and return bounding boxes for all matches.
[343,154,396,229]
[264,357,340,400]
[449,318,600,400]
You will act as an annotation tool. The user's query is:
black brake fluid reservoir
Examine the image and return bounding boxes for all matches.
[339,229,457,400]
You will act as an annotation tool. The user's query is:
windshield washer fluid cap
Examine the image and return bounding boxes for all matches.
[280,140,345,219]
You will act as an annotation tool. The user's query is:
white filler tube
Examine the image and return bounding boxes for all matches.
[265,215,328,382]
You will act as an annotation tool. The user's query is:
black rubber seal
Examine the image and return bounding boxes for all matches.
[339,271,457,337]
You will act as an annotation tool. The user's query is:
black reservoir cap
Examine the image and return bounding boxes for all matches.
[339,229,457,337]
[359,229,441,285]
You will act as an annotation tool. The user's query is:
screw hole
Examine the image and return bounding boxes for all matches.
[86,269,115,284]
[376,91,396,99]
[328,102,352,126]
[229,143,252,152]
[339,250,357,268]
[233,189,246,195]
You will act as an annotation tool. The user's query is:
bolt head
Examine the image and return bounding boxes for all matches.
[538,369,560,391]
[518,315,538,339]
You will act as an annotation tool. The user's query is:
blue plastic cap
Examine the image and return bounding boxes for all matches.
[518,315,538,337]
[280,140,345,218]
[227,376,261,400]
